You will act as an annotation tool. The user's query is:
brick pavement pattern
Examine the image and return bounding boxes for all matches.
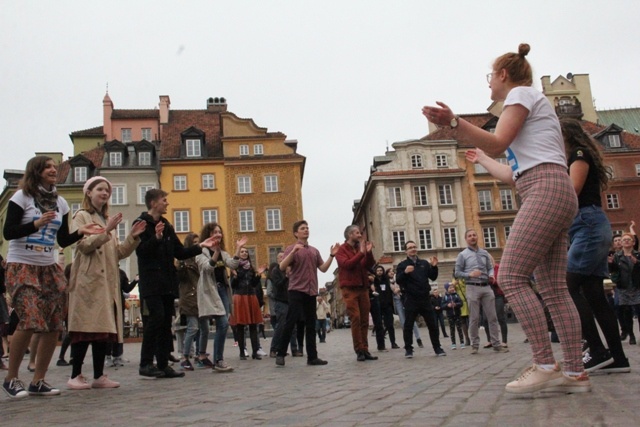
[1,324,639,426]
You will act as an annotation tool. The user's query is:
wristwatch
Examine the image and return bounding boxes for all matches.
[450,116,460,129]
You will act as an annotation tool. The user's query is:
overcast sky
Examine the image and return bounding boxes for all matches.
[2,0,639,284]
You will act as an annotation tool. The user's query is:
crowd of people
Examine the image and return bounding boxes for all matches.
[2,43,637,401]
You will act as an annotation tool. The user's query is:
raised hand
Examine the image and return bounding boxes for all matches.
[200,236,218,248]
[236,235,248,249]
[155,221,165,239]
[105,212,123,233]
[130,220,147,238]
[430,256,438,266]
[79,223,105,236]
[330,243,340,256]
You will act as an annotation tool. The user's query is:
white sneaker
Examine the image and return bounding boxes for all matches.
[105,356,112,367]
[67,374,91,390]
[544,371,591,394]
[243,348,249,357]
[505,363,564,394]
[256,348,268,357]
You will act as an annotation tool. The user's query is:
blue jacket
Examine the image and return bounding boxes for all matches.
[441,292,463,317]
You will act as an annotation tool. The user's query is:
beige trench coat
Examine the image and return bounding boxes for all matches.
[68,210,140,342]
[196,248,238,317]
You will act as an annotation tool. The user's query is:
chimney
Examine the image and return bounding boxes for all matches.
[103,93,113,141]
[206,97,227,113]
[159,95,170,124]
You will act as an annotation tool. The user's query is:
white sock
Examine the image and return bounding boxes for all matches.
[539,364,556,371]
[563,371,581,377]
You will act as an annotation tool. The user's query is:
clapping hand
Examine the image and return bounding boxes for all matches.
[130,220,147,238]
[105,213,123,234]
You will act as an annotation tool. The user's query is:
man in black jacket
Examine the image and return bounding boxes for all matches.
[134,189,214,379]
[395,241,446,359]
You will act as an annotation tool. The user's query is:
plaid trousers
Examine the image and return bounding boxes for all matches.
[498,163,583,372]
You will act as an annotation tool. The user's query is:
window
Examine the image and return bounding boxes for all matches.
[500,189,514,210]
[174,175,187,191]
[635,164,640,177]
[607,134,621,148]
[240,145,249,156]
[478,190,492,211]
[388,187,403,208]
[111,185,125,205]
[438,184,453,205]
[483,227,497,249]
[109,152,122,167]
[504,226,512,241]
[435,154,448,168]
[268,247,283,265]
[70,203,81,216]
[116,223,126,243]
[202,209,218,224]
[606,194,619,209]
[411,155,423,169]
[392,231,406,252]
[443,227,458,248]
[186,139,201,157]
[202,174,215,190]
[121,129,132,143]
[239,210,255,232]
[174,211,190,233]
[254,144,264,155]
[418,229,433,250]
[474,164,488,174]
[264,175,279,192]
[247,247,257,266]
[74,167,87,182]
[237,176,252,194]
[141,128,152,141]
[138,184,155,204]
[138,151,151,166]
[496,157,509,165]
[266,209,282,231]
[413,185,429,206]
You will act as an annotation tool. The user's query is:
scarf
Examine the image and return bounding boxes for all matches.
[238,258,252,270]
[34,184,59,213]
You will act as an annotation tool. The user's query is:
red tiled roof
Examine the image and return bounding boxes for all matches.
[372,168,465,177]
[56,146,105,184]
[160,110,223,159]
[70,126,104,137]
[111,109,159,119]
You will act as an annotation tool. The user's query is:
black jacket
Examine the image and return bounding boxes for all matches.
[269,263,289,303]
[395,257,438,301]
[134,212,202,298]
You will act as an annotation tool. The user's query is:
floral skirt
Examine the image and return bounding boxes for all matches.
[230,294,263,326]
[5,262,67,332]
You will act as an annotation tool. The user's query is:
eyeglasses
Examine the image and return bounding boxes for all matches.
[621,238,633,242]
[486,73,493,83]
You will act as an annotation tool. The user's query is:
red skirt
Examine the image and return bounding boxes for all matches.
[230,294,263,326]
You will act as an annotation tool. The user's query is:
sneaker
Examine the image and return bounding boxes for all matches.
[3,378,28,399]
[112,356,124,367]
[451,344,457,350]
[377,348,388,353]
[505,363,564,394]
[598,358,631,374]
[544,371,591,394]
[213,360,234,372]
[67,374,91,390]
[161,366,185,378]
[257,348,268,357]
[460,343,466,349]
[292,351,304,357]
[470,347,479,355]
[275,355,285,367]
[180,359,194,371]
[243,348,249,357]
[493,346,509,353]
[139,364,165,379]
[357,351,366,362]
[405,350,413,359]
[435,347,447,357]
[307,358,328,366]
[416,339,424,348]
[105,355,112,367]
[583,351,614,373]
[56,359,70,367]
[28,379,61,396]
[196,357,214,369]
[92,375,120,389]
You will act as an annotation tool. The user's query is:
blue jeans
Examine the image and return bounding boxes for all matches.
[197,284,231,362]
[568,205,612,277]
[183,316,199,358]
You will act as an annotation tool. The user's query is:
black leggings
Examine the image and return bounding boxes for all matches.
[71,341,108,379]
[567,272,626,362]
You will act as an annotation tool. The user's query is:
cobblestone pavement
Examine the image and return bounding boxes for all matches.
[1,324,639,426]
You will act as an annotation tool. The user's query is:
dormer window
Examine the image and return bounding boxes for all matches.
[608,134,621,148]
[139,151,151,166]
[74,167,87,182]
[110,152,123,167]
[185,139,201,157]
